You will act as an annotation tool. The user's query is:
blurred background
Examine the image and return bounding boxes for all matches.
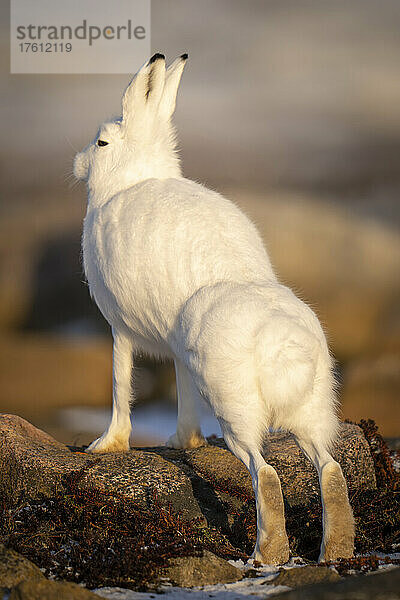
[1,0,399,447]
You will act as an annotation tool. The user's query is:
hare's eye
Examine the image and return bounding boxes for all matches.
[97,139,108,147]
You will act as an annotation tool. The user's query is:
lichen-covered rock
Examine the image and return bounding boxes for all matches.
[9,579,101,599]
[162,550,243,586]
[0,545,44,588]
[0,415,376,521]
[272,566,400,599]
[180,423,376,509]
[272,565,341,588]
[0,414,203,521]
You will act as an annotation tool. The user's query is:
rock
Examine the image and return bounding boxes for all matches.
[0,415,386,588]
[0,414,202,521]
[0,545,44,588]
[272,566,400,599]
[0,415,376,517]
[184,423,376,511]
[9,579,101,599]
[272,565,341,587]
[162,550,243,587]
[0,415,376,520]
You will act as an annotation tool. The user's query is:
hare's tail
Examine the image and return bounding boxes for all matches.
[255,316,338,449]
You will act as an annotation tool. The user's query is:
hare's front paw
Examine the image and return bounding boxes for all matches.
[166,431,207,449]
[86,430,130,453]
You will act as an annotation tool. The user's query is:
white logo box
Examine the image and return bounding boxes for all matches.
[10,0,151,74]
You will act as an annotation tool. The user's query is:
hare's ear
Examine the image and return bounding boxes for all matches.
[122,53,166,130]
[159,54,188,119]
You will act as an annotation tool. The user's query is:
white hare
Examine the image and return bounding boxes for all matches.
[74,53,354,564]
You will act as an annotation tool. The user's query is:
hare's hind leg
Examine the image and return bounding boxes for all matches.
[86,329,132,453]
[254,460,290,565]
[167,359,206,449]
[220,420,290,565]
[294,435,354,561]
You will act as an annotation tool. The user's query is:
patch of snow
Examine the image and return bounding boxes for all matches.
[94,555,400,599]
[95,582,290,600]
[94,557,301,600]
[60,403,221,444]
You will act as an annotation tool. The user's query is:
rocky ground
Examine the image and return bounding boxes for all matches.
[0,414,398,598]
[1,548,399,600]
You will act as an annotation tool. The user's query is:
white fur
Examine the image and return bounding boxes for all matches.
[74,54,354,563]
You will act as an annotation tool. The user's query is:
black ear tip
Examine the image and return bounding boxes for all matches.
[180,53,189,61]
[149,52,165,64]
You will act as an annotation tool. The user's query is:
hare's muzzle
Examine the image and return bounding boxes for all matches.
[73,151,89,181]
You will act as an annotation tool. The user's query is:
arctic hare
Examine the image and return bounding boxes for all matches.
[74,53,354,564]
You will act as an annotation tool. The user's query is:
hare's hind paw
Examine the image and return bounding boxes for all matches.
[86,431,130,453]
[253,465,290,565]
[319,461,355,561]
[166,431,207,449]
[252,538,289,566]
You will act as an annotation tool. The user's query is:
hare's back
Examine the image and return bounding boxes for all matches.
[115,177,275,284]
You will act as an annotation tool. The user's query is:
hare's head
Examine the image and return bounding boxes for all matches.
[74,53,187,202]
